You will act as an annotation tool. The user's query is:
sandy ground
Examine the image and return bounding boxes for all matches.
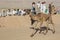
[0,14,60,40]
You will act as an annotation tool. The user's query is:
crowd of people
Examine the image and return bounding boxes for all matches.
[0,9,26,17]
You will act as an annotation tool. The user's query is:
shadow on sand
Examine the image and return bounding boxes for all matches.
[30,26,54,37]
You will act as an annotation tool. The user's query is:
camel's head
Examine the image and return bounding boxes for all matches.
[51,5,57,14]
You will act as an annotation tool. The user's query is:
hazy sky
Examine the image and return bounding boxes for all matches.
[0,0,60,9]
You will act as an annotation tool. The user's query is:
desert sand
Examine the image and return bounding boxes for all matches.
[0,14,60,40]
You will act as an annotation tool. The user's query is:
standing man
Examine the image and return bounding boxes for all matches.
[36,1,41,13]
[41,1,47,13]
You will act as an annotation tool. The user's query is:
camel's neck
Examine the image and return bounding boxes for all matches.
[49,4,52,14]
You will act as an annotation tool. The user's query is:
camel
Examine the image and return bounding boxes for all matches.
[29,3,57,35]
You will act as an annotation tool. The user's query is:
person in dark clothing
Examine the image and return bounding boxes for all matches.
[31,2,36,15]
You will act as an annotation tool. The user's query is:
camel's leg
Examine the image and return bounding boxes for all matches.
[51,21,55,33]
[48,16,55,33]
[34,21,38,28]
[39,20,43,33]
[39,30,42,34]
[30,29,38,37]
[31,18,35,25]
[49,17,55,33]
[45,21,49,34]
